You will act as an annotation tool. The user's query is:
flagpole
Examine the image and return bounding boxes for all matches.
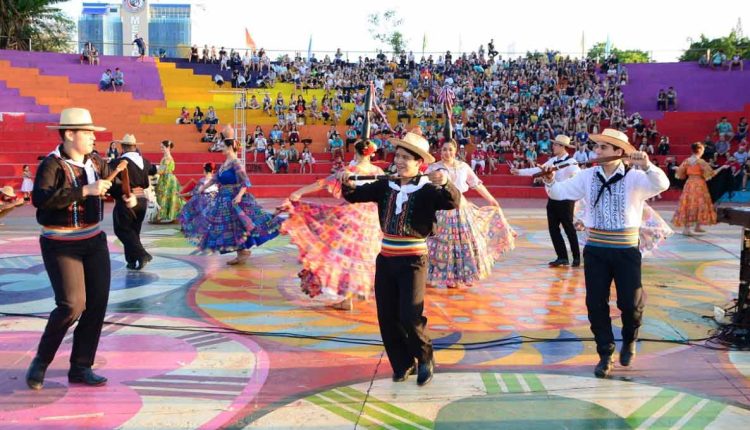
[581,31,585,59]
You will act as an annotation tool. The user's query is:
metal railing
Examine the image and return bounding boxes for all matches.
[0,37,728,63]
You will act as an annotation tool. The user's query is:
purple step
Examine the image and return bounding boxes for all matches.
[0,79,51,116]
[0,49,164,101]
[622,61,750,119]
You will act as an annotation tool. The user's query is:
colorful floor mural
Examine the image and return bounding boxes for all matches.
[0,202,748,429]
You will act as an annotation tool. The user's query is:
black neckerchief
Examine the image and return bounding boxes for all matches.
[391,175,423,186]
[552,154,570,165]
[593,164,630,207]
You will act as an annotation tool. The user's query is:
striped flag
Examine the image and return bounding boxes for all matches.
[367,81,395,134]
[438,85,456,139]
[244,28,256,51]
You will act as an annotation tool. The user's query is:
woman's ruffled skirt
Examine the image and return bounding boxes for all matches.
[427,200,516,287]
[155,173,184,222]
[281,201,382,300]
[181,188,280,253]
[672,175,717,227]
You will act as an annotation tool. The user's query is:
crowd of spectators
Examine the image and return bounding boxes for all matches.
[193,46,643,174]
[699,49,745,72]
[179,41,728,180]
[694,116,750,191]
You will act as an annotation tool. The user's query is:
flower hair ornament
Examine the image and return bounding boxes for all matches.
[362,140,378,157]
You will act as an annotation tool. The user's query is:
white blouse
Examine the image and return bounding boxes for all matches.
[427,160,481,194]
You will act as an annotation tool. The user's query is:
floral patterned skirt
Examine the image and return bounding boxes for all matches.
[427,199,516,287]
[181,187,280,253]
[155,173,184,222]
[281,201,381,300]
[672,175,717,227]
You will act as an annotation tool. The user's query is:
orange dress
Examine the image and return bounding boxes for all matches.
[672,159,717,226]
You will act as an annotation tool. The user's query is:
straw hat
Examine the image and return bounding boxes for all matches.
[552,134,575,149]
[0,185,16,197]
[590,128,636,155]
[388,129,435,163]
[115,134,144,146]
[46,108,106,131]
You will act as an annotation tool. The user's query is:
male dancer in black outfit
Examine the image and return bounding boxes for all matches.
[512,134,581,266]
[26,108,136,390]
[111,134,157,270]
[340,129,460,386]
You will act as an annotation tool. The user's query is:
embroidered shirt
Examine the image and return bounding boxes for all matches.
[545,163,669,230]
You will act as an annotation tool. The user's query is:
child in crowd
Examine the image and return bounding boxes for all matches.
[20,165,34,201]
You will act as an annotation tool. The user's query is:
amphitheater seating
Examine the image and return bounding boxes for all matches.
[3,49,748,200]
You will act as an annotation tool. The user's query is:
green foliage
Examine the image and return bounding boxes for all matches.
[367,9,407,55]
[679,31,750,61]
[0,0,74,52]
[587,42,651,63]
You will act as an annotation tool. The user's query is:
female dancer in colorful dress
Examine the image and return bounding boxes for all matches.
[178,162,218,240]
[153,140,184,223]
[282,83,383,310]
[672,142,728,235]
[283,140,384,309]
[426,138,516,288]
[181,139,280,265]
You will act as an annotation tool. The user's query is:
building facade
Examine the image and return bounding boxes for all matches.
[78,1,190,58]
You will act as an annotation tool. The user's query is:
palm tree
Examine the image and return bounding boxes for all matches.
[0,0,74,52]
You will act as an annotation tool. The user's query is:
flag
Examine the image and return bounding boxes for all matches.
[605,34,611,58]
[244,28,256,51]
[307,35,312,61]
[362,82,374,140]
[422,33,427,55]
[581,31,585,59]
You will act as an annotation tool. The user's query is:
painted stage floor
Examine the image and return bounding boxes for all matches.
[1,200,749,429]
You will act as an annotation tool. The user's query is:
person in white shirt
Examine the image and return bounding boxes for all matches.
[540,129,669,379]
[573,143,590,164]
[513,135,581,266]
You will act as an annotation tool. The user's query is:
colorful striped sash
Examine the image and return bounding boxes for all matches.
[587,228,639,248]
[41,224,101,241]
[381,234,427,257]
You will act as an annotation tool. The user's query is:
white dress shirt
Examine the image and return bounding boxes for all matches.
[546,163,669,230]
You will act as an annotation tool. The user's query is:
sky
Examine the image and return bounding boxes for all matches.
[59,0,749,62]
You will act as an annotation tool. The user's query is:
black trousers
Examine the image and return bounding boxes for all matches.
[546,198,580,261]
[36,232,111,367]
[113,198,149,265]
[374,254,433,373]
[583,245,644,356]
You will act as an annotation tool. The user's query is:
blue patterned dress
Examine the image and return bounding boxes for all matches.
[181,159,280,253]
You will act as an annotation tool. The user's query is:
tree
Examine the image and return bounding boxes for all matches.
[0,0,74,52]
[679,31,750,62]
[587,42,651,63]
[367,9,407,55]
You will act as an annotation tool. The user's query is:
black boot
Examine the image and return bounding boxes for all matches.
[392,361,417,382]
[619,342,636,367]
[548,258,569,267]
[26,357,49,390]
[594,355,614,378]
[417,359,434,386]
[68,364,108,386]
